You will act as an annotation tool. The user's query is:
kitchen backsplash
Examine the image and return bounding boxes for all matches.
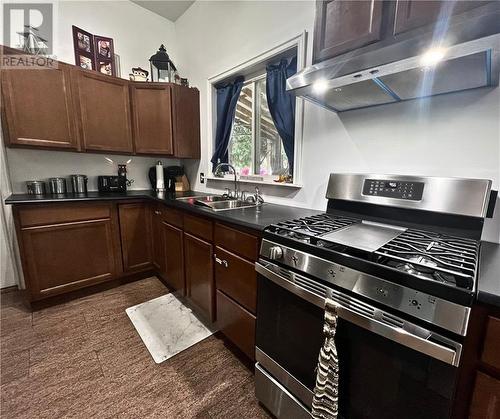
[6,148,180,193]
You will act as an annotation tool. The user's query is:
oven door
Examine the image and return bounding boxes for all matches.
[255,260,462,419]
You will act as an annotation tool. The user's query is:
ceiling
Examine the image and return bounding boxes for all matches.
[132,1,195,22]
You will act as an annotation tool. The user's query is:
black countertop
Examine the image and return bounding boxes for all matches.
[478,241,500,308]
[5,190,322,232]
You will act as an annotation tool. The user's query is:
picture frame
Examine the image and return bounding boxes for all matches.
[72,26,95,70]
[94,35,116,76]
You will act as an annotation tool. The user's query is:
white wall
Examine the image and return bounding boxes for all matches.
[7,148,178,193]
[174,0,500,243]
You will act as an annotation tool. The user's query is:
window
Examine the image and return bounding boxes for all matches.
[208,32,306,188]
[229,77,290,180]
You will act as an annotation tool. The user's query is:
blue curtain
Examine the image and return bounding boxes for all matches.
[266,56,297,174]
[211,76,244,172]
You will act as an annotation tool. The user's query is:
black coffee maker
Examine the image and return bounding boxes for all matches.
[148,165,183,192]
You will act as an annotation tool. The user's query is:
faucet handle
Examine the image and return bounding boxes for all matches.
[240,190,249,201]
[254,186,264,205]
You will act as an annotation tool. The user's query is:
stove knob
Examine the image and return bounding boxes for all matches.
[269,246,283,260]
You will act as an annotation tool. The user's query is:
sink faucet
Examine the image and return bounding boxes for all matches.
[214,163,239,198]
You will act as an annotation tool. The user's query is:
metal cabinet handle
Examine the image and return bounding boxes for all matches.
[214,254,228,268]
[154,210,161,215]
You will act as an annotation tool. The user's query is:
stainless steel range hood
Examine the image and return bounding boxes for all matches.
[287,34,500,113]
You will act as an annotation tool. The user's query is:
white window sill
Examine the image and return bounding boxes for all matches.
[206,176,302,189]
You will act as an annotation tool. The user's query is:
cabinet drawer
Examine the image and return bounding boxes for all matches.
[162,207,183,229]
[184,213,213,241]
[215,247,256,313]
[481,316,500,369]
[214,223,258,260]
[216,290,256,360]
[17,203,111,227]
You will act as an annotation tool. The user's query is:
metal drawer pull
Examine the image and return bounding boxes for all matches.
[214,254,228,268]
[255,261,462,367]
[154,210,161,215]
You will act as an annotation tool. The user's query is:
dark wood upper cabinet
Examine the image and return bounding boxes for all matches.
[393,1,491,35]
[118,202,152,272]
[313,0,384,63]
[184,232,214,322]
[1,62,79,150]
[163,221,185,295]
[74,70,133,153]
[171,85,200,159]
[130,83,173,155]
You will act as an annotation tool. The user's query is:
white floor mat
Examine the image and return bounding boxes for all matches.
[126,293,214,364]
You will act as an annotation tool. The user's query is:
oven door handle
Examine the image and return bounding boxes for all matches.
[256,262,462,367]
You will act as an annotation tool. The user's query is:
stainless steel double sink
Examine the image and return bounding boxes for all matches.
[176,194,261,212]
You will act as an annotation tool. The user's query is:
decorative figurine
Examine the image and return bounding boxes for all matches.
[129,67,149,81]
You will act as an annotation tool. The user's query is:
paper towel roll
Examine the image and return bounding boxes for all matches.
[156,161,165,191]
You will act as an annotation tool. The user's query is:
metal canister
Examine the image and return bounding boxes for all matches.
[26,181,46,195]
[48,177,67,194]
[70,174,88,194]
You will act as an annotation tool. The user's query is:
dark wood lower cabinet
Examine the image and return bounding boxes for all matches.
[163,221,185,294]
[214,247,256,313]
[118,203,152,272]
[216,290,256,360]
[151,205,166,275]
[13,202,258,363]
[184,232,214,321]
[16,203,121,301]
[469,372,500,419]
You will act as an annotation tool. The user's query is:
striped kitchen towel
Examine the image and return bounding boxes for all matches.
[311,298,339,419]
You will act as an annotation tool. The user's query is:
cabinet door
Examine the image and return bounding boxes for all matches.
[118,203,152,272]
[21,218,119,300]
[75,70,133,153]
[151,205,166,276]
[130,83,173,155]
[172,85,200,158]
[313,0,384,63]
[394,1,490,35]
[469,372,500,419]
[184,233,214,321]
[163,222,185,294]
[2,63,79,150]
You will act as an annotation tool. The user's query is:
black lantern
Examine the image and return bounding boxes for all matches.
[149,44,176,82]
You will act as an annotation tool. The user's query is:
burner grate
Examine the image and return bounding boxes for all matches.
[375,229,479,289]
[267,213,358,240]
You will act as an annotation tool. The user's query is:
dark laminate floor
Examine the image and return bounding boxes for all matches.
[0,277,270,418]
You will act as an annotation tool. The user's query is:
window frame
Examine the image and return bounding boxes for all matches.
[206,32,307,188]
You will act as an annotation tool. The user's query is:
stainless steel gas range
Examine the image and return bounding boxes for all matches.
[254,173,494,419]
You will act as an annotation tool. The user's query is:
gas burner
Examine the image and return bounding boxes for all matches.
[386,260,461,287]
[276,229,311,243]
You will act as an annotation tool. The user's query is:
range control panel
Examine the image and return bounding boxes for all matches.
[362,179,424,200]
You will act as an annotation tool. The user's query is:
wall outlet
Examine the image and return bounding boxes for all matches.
[200,173,205,184]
